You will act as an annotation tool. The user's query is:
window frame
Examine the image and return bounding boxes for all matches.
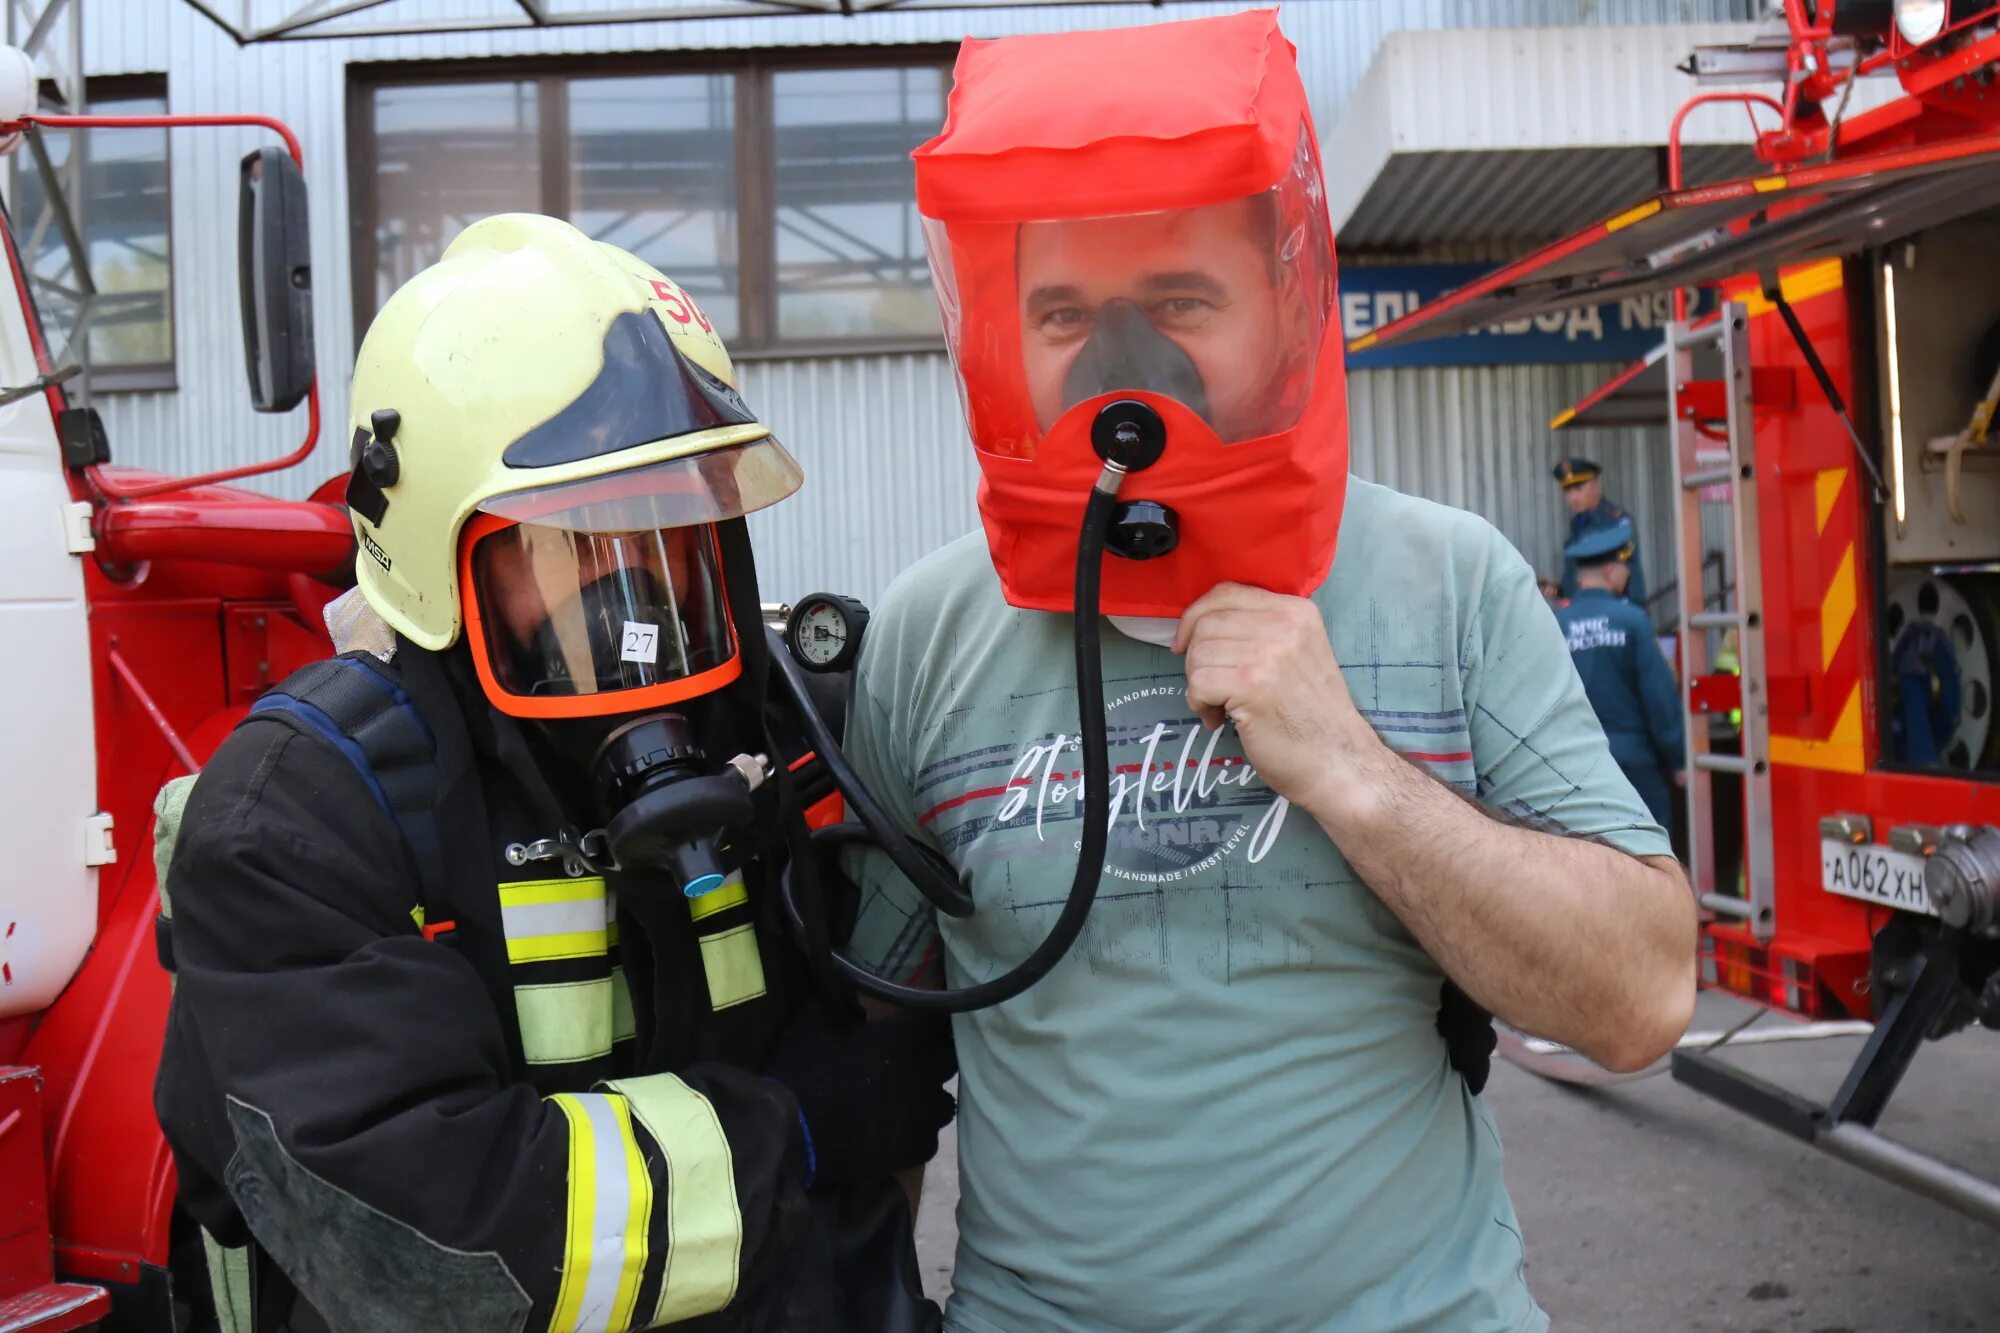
[346,47,955,361]
[19,72,178,393]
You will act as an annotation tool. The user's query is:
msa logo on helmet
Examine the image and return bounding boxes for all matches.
[361,529,392,572]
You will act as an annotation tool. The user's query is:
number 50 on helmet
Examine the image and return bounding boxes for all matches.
[344,214,803,719]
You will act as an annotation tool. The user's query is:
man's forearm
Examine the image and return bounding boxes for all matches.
[1304,749,1697,1072]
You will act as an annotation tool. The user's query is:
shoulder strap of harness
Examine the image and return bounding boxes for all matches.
[246,653,450,931]
[154,653,449,974]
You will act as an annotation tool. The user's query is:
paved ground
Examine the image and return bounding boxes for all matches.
[913,992,2000,1331]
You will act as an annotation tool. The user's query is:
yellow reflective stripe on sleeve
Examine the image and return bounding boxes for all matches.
[549,1093,651,1333]
[686,872,747,922]
[500,878,608,908]
[610,967,637,1045]
[502,877,611,964]
[510,931,611,965]
[515,979,615,1066]
[607,1098,651,1331]
[607,1075,741,1323]
[698,924,767,1011]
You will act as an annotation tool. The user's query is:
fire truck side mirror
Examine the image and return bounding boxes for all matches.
[238,146,314,414]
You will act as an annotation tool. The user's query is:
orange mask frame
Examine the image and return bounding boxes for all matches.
[458,510,744,720]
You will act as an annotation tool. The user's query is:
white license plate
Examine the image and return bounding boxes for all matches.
[1819,839,1935,916]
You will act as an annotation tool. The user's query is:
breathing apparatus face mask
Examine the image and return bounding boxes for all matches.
[460,430,805,722]
[465,519,735,714]
[460,457,784,897]
[464,507,782,904]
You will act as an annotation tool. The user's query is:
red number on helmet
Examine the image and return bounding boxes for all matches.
[649,279,693,324]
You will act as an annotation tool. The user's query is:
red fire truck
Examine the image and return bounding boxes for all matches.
[0,46,338,1333]
[1363,0,2000,1229]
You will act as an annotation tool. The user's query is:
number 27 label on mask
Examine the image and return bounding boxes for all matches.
[622,621,660,665]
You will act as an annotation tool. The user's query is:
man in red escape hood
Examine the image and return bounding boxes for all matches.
[841,12,1696,1331]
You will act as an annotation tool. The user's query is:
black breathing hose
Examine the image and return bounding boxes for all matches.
[766,628,976,919]
[775,463,1127,1013]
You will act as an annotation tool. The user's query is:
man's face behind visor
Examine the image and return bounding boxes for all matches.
[1017,196,1310,444]
[463,515,739,719]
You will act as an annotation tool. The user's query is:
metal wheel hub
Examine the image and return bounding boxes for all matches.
[1884,572,1994,771]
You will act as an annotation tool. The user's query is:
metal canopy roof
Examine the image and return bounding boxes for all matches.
[1353,130,2000,354]
[1339,144,1761,250]
[180,0,1193,42]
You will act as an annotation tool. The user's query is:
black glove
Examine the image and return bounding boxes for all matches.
[765,1003,957,1190]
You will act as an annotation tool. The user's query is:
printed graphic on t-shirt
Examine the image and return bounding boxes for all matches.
[911,673,1478,886]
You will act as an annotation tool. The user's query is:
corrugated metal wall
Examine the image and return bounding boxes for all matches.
[71,0,1743,605]
[1348,361,1678,612]
[735,351,980,606]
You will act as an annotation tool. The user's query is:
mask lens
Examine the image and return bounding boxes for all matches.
[469,521,733,704]
[924,126,1334,456]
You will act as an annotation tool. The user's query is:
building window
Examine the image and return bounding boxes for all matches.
[370,79,542,312]
[569,72,740,340]
[351,52,949,354]
[11,76,174,392]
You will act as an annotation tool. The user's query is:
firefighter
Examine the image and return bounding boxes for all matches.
[1555,517,1686,831]
[152,214,955,1333]
[1554,456,1647,607]
[838,14,1696,1330]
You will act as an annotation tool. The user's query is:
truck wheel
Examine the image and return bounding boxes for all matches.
[1882,571,1999,771]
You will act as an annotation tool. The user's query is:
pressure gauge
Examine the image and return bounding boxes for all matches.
[785,593,870,674]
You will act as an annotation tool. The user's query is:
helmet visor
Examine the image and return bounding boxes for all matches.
[479,435,804,533]
[463,514,739,718]
[925,129,1334,458]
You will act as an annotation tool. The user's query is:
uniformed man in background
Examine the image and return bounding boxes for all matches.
[1556,518,1684,831]
[1555,456,1647,607]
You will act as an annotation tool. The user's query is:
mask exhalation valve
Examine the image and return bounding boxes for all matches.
[591,713,768,898]
[1106,500,1180,560]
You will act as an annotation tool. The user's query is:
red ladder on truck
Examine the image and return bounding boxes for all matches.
[1667,303,1777,943]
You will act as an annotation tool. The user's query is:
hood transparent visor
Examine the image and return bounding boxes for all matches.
[924,131,1334,458]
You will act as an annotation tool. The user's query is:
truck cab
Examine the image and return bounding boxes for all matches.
[0,49,347,1328]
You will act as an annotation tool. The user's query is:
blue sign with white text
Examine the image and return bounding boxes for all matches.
[1340,264,1712,369]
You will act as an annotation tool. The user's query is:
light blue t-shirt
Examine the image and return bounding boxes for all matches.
[845,478,1670,1333]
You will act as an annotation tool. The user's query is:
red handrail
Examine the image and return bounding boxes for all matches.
[13,112,303,166]
[0,112,322,502]
[1667,91,1789,320]
[87,381,321,501]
